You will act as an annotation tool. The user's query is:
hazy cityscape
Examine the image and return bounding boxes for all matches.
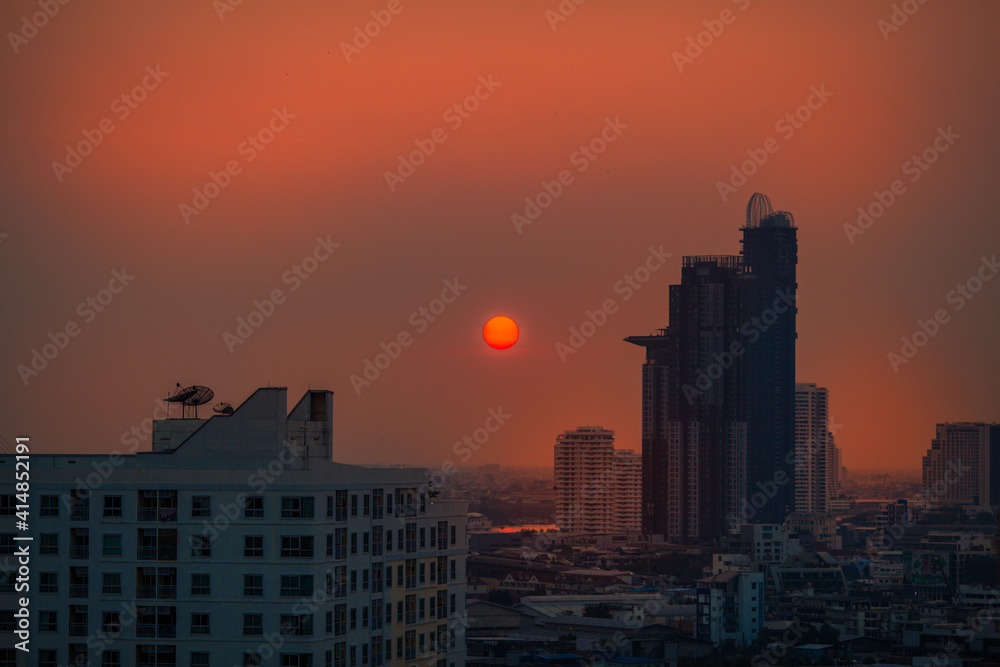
[3,2,1000,667]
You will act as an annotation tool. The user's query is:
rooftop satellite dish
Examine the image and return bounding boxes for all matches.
[213,402,234,415]
[166,383,197,404]
[165,384,215,418]
[180,385,214,418]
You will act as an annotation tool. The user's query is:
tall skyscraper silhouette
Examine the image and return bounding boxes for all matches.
[626,256,746,542]
[627,193,797,542]
[740,194,797,524]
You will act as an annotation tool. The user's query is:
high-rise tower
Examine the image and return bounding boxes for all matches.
[740,194,798,524]
[625,256,745,542]
[626,193,797,542]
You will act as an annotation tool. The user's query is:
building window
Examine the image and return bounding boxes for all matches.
[327,534,334,557]
[40,495,59,517]
[101,652,122,667]
[244,613,263,636]
[350,569,357,593]
[363,532,370,554]
[245,496,264,518]
[191,496,211,518]
[103,572,122,595]
[279,614,313,637]
[334,604,346,636]
[103,495,123,518]
[191,652,210,667]
[419,527,426,549]
[350,608,357,630]
[335,490,348,522]
[245,535,264,558]
[39,610,57,632]
[281,535,314,558]
[39,650,57,667]
[40,533,58,556]
[351,494,358,517]
[335,528,347,559]
[244,574,263,597]
[281,574,314,597]
[40,572,57,594]
[281,655,314,667]
[191,535,211,558]
[363,494,370,516]
[191,573,211,596]
[103,534,123,557]
[326,610,333,634]
[191,612,211,635]
[281,496,314,519]
[450,525,456,545]
[102,611,122,634]
[244,653,263,667]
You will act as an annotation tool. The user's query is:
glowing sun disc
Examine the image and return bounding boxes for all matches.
[483,316,519,349]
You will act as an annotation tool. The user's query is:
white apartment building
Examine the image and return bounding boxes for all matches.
[0,387,467,667]
[922,422,1000,509]
[695,571,764,648]
[611,450,641,534]
[793,383,835,514]
[553,428,639,534]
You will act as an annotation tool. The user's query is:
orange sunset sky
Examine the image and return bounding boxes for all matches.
[1,1,998,472]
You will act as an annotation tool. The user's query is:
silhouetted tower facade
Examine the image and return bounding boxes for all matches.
[740,194,798,524]
[627,193,797,542]
[626,256,745,542]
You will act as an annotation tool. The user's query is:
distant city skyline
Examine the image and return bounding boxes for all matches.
[2,2,998,476]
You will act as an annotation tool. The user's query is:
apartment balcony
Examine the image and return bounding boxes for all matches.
[137,546,177,561]
[68,622,88,636]
[136,623,177,639]
[69,584,89,598]
[138,507,177,522]
[136,585,176,600]
[70,507,90,521]
[69,546,89,559]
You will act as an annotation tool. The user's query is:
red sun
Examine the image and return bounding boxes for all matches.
[483,316,519,350]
